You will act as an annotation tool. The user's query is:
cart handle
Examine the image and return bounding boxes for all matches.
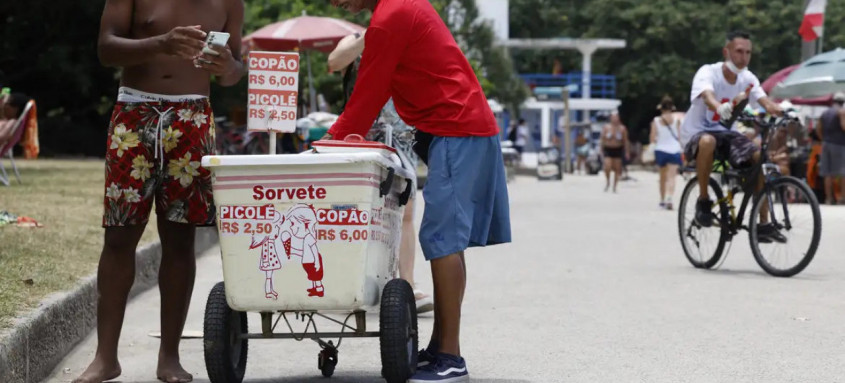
[380,167,395,197]
[398,178,412,206]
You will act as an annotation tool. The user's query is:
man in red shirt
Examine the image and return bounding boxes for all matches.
[329,0,511,381]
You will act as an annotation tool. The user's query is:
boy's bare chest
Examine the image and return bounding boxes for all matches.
[131,0,228,37]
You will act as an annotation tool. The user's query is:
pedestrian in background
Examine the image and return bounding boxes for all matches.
[600,111,629,192]
[818,92,845,205]
[650,96,683,209]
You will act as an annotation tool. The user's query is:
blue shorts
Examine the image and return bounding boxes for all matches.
[419,136,512,260]
[655,150,682,167]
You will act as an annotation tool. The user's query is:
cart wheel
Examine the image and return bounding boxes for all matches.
[203,282,248,383]
[318,345,338,377]
[379,279,418,383]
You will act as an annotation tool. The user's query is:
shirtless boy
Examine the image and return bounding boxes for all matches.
[75,1,244,382]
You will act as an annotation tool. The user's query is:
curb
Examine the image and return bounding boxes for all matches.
[0,227,219,383]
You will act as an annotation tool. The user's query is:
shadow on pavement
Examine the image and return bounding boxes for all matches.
[689,267,827,281]
[127,377,534,383]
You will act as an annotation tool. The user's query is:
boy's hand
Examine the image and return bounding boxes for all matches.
[160,26,206,60]
[195,45,237,76]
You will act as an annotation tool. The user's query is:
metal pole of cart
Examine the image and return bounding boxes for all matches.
[270,131,277,154]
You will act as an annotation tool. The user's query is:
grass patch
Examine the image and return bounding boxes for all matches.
[0,159,158,328]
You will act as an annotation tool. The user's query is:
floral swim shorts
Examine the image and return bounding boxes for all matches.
[102,98,216,227]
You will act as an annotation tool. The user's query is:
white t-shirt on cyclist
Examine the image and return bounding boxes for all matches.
[680,62,767,146]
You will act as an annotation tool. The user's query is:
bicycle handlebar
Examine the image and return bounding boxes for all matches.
[718,99,749,129]
[721,101,802,131]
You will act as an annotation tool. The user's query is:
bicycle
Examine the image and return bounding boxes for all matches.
[677,102,822,277]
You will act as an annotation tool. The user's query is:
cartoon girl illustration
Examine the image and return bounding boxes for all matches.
[249,211,290,300]
[286,205,325,297]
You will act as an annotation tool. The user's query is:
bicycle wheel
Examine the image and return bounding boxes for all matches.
[749,176,821,277]
[678,176,730,269]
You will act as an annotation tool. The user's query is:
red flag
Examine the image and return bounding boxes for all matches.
[799,0,827,42]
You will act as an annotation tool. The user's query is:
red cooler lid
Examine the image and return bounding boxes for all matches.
[311,134,397,153]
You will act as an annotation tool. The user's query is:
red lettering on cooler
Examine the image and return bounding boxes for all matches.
[252,185,327,201]
[220,204,276,220]
[316,209,369,226]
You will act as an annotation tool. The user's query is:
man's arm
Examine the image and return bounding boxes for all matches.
[690,66,718,110]
[97,0,206,67]
[599,125,607,149]
[838,109,845,132]
[327,25,407,139]
[623,126,631,159]
[649,121,657,144]
[0,94,8,118]
[700,90,722,112]
[758,97,783,116]
[328,31,365,73]
[196,0,246,86]
[816,119,824,140]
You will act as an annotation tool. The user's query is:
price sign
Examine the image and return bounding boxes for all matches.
[247,51,300,133]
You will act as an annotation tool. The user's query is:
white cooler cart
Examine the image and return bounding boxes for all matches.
[201,136,418,383]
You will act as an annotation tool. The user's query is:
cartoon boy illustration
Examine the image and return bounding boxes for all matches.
[285,204,325,297]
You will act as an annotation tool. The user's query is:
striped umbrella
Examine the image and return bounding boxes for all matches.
[245,15,365,53]
[771,48,845,100]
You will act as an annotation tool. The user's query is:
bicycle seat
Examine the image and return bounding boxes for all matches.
[682,159,731,175]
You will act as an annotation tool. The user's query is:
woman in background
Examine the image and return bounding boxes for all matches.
[650,96,683,210]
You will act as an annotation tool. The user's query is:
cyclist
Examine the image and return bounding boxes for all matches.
[680,30,785,242]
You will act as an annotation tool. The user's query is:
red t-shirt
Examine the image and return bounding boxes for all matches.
[328,0,499,139]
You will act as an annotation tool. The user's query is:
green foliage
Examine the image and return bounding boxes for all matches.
[0,0,523,156]
[215,0,373,120]
[509,0,836,142]
[439,0,530,113]
[1,2,117,156]
[235,0,527,116]
[2,0,842,153]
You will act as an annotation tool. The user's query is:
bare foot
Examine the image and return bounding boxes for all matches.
[72,358,121,383]
[157,358,193,383]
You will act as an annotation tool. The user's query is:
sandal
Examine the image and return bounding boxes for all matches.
[414,289,434,314]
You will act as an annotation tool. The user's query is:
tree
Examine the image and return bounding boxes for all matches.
[217,0,530,126]
[1,1,120,156]
[436,0,529,113]
[508,0,575,75]
[507,0,830,142]
[3,0,844,155]
[213,1,372,117]
[577,0,812,142]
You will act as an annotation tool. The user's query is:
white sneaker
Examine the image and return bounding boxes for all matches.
[414,289,434,314]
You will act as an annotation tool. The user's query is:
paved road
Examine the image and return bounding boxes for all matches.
[45,172,845,383]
